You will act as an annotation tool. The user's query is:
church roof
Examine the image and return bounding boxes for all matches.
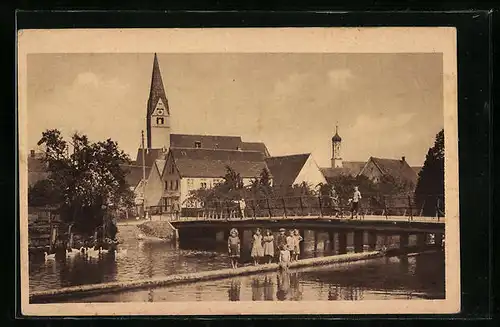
[138,134,270,160]
[170,147,267,178]
[147,53,169,116]
[240,142,270,157]
[332,125,342,142]
[265,153,310,187]
[170,134,242,150]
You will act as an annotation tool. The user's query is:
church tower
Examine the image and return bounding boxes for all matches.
[331,124,343,168]
[146,53,171,150]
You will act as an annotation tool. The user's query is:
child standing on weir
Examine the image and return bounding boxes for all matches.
[262,229,275,264]
[292,229,303,261]
[227,228,241,269]
[251,228,264,265]
[286,230,295,262]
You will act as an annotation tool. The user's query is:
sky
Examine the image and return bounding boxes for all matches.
[27,53,443,167]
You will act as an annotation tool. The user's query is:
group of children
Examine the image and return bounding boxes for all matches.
[227,227,303,269]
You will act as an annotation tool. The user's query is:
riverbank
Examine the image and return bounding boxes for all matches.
[30,250,383,303]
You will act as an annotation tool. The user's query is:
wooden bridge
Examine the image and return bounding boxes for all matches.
[144,194,445,233]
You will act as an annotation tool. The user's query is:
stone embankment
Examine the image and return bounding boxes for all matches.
[135,220,178,241]
[30,251,382,303]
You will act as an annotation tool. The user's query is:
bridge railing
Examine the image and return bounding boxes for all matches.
[151,194,444,222]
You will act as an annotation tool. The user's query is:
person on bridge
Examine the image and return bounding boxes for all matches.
[263,229,275,264]
[351,186,362,220]
[251,228,264,265]
[331,189,340,217]
[172,201,180,220]
[227,228,241,269]
[239,198,246,219]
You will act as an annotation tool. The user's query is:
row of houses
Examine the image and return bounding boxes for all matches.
[27,54,422,215]
[122,140,420,211]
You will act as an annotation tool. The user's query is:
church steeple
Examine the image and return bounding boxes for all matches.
[332,124,342,142]
[146,53,171,149]
[331,123,343,168]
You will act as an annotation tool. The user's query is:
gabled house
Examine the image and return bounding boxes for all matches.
[265,153,326,189]
[143,147,268,210]
[320,125,420,192]
[358,156,418,187]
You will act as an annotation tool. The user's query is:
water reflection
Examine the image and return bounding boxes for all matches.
[73,251,444,303]
[228,278,241,301]
[30,225,444,302]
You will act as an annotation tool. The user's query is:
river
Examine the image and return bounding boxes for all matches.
[29,224,445,302]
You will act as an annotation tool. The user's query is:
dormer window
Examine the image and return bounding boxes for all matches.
[156,117,164,125]
[195,141,202,148]
[214,143,219,149]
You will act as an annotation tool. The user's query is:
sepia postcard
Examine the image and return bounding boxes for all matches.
[18,27,460,316]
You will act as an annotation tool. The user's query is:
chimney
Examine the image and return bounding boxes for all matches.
[30,150,35,158]
[401,156,406,162]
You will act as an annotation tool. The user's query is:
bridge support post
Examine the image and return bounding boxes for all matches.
[215,230,225,243]
[435,233,444,247]
[399,232,410,249]
[354,231,364,253]
[367,231,377,251]
[328,230,335,254]
[416,233,426,248]
[338,232,347,255]
[314,231,318,253]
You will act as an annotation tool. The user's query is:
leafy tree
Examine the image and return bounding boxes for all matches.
[35,129,134,237]
[414,129,445,216]
[186,165,244,208]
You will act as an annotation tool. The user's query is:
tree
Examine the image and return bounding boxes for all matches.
[414,129,445,216]
[35,129,134,237]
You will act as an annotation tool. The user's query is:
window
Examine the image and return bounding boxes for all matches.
[165,181,168,190]
[187,179,194,189]
[169,164,175,174]
[214,143,219,149]
[156,117,164,125]
[170,181,174,190]
[200,182,207,189]
[195,141,202,148]
[175,180,179,190]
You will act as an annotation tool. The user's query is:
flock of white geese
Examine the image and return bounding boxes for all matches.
[44,246,128,262]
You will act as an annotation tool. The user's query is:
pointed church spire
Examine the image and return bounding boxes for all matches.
[147,53,169,116]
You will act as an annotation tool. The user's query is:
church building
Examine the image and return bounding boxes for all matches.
[130,54,271,210]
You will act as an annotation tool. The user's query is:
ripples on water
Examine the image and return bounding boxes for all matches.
[29,225,445,302]
[29,225,229,292]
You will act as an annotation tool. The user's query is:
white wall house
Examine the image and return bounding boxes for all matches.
[143,147,268,210]
[265,153,326,189]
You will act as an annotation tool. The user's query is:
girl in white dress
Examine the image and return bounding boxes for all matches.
[250,228,264,265]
